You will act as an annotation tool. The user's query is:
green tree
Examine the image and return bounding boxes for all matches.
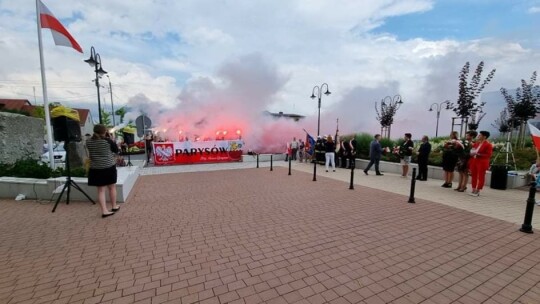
[101,109,112,127]
[114,106,127,124]
[452,61,496,132]
[500,71,540,148]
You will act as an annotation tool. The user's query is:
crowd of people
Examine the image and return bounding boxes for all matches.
[286,129,498,198]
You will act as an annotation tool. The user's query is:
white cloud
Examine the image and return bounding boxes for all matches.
[0,0,538,146]
[528,6,540,13]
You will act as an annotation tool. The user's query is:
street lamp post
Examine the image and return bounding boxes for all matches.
[380,95,404,139]
[106,75,115,126]
[428,100,451,137]
[310,83,331,181]
[84,46,107,124]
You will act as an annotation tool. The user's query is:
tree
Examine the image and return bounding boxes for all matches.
[375,100,400,138]
[452,61,496,133]
[115,106,127,124]
[500,71,540,147]
[100,109,112,127]
[491,108,511,135]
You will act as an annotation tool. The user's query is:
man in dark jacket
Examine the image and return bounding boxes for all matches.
[363,134,383,175]
[416,135,432,181]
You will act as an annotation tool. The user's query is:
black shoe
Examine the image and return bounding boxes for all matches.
[112,207,120,212]
[376,173,384,176]
[102,213,114,218]
[326,170,328,172]
[363,170,368,175]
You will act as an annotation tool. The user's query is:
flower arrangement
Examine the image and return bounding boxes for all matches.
[443,139,463,154]
[392,146,404,158]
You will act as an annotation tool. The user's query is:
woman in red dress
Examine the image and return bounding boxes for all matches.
[468,131,493,197]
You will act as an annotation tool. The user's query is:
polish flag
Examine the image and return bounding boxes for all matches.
[39,0,83,53]
[528,122,540,151]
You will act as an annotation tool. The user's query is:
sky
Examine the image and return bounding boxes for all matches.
[0,0,539,152]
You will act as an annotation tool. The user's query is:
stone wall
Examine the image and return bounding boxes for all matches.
[0,112,43,164]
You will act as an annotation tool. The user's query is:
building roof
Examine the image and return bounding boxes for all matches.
[0,98,92,126]
[0,99,32,111]
[73,108,91,126]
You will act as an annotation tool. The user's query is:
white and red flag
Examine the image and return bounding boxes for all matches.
[38,0,83,53]
[528,122,540,152]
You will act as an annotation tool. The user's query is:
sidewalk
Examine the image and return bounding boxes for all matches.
[0,161,538,304]
[142,160,540,228]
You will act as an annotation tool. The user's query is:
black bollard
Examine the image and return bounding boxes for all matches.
[256,154,259,168]
[519,183,536,234]
[408,168,417,203]
[288,157,292,175]
[349,164,354,190]
[313,158,317,181]
[270,155,273,171]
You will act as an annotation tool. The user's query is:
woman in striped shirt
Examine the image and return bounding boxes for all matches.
[87,124,120,218]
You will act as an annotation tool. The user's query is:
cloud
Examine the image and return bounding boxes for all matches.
[0,0,538,147]
[528,6,540,13]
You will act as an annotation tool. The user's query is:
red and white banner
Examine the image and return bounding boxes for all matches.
[528,122,540,151]
[39,0,83,53]
[153,140,244,165]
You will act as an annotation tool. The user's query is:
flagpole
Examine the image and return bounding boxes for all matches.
[36,0,55,169]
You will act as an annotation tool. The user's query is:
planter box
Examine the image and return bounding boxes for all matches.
[0,166,140,203]
[355,159,529,189]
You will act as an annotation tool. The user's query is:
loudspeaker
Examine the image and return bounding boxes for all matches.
[123,132,134,145]
[52,116,82,142]
[490,165,508,190]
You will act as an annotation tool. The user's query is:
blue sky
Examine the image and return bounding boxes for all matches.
[0,0,539,142]
[374,0,539,45]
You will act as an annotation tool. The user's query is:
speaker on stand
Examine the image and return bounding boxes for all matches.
[122,132,134,166]
[50,115,95,212]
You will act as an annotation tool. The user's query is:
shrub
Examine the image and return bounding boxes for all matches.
[0,159,87,179]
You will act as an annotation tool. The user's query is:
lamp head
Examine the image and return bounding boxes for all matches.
[324,89,331,96]
[97,67,108,76]
[84,56,97,68]
[310,94,316,99]
[429,108,433,112]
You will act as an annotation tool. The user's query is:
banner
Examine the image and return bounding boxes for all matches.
[153,140,244,165]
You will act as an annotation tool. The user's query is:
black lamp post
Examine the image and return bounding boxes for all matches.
[428,100,451,137]
[84,46,107,124]
[310,83,331,181]
[381,95,403,139]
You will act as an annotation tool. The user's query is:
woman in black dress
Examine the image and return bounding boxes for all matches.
[86,124,120,217]
[441,131,463,188]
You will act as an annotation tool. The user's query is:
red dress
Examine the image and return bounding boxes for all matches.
[468,140,493,191]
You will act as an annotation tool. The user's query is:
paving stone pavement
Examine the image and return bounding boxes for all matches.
[0,163,539,304]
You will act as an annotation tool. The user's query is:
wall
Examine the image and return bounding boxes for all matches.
[0,112,43,164]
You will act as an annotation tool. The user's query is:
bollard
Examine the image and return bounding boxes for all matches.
[349,164,354,190]
[270,155,273,171]
[288,157,292,175]
[519,183,536,234]
[408,168,417,203]
[313,159,317,181]
[256,154,259,168]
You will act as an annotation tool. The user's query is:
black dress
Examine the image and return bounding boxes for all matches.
[442,141,460,172]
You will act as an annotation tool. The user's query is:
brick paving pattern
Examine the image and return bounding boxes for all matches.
[1,167,539,303]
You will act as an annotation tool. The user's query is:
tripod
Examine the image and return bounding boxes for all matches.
[121,143,133,166]
[492,132,517,171]
[52,141,95,212]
